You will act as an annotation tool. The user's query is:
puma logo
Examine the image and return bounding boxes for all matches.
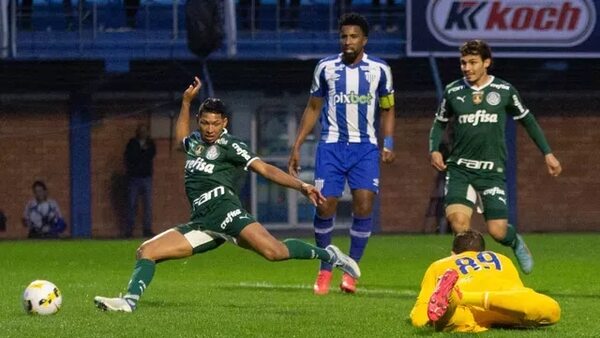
[456,96,466,103]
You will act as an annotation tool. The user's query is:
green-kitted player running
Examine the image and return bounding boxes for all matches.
[94,77,360,312]
[429,40,562,274]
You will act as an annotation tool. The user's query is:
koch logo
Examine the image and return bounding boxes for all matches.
[426,0,596,47]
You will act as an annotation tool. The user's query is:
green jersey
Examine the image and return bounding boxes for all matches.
[432,76,531,174]
[182,129,258,210]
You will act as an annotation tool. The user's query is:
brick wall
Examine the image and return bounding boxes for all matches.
[380,116,600,233]
[0,104,71,239]
[89,105,189,237]
[1,107,598,238]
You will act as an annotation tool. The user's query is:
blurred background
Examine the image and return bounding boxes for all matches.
[0,0,598,239]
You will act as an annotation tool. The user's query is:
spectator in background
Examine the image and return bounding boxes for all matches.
[124,124,156,238]
[278,0,300,30]
[22,181,67,238]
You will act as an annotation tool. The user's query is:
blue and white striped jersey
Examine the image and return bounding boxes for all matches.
[310,53,394,144]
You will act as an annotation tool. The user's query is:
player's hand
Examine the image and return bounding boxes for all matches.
[430,151,447,171]
[183,76,202,103]
[288,148,301,177]
[300,183,326,206]
[545,153,562,177]
[382,149,395,163]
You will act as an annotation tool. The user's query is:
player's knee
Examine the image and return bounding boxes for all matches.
[316,204,336,219]
[448,214,469,232]
[488,227,505,241]
[352,203,373,217]
[136,241,155,261]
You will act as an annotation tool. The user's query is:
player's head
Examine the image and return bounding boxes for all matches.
[459,40,492,86]
[338,13,369,62]
[452,230,485,254]
[197,97,228,144]
[32,180,48,202]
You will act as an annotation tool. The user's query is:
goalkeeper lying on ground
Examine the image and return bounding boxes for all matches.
[410,230,560,332]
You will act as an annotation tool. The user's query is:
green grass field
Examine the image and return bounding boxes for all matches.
[1,234,598,337]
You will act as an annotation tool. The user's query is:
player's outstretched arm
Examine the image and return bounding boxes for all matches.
[176,77,202,144]
[250,159,325,206]
[288,96,323,177]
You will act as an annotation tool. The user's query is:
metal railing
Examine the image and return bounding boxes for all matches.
[2,0,405,59]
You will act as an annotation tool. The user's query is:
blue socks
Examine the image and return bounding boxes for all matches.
[314,215,334,271]
[349,216,372,263]
[314,214,373,270]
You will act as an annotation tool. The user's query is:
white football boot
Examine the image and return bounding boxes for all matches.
[94,295,134,312]
[326,245,361,279]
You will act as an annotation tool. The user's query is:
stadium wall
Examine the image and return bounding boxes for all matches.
[1,108,598,238]
[380,116,600,233]
[0,104,71,238]
[1,59,599,238]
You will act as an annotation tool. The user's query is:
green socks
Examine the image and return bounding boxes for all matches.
[283,239,333,263]
[124,258,156,307]
[497,223,517,248]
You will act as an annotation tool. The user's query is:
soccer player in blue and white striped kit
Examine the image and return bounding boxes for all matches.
[288,13,396,294]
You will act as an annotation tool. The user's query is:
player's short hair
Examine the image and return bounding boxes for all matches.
[339,13,369,37]
[32,180,47,191]
[460,40,492,61]
[197,97,227,118]
[452,230,485,254]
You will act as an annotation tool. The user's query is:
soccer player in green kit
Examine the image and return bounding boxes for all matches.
[429,40,562,274]
[94,77,360,312]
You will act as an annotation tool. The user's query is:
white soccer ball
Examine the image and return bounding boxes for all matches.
[22,280,62,315]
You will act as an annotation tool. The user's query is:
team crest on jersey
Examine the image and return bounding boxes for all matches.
[205,145,220,160]
[364,72,377,83]
[486,92,501,106]
[194,144,205,156]
[472,91,484,105]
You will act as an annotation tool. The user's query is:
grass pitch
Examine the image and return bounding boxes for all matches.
[0,234,598,337]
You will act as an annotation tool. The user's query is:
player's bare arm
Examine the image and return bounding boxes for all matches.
[251,159,325,206]
[176,77,202,144]
[288,96,324,177]
[545,153,562,177]
[380,106,396,163]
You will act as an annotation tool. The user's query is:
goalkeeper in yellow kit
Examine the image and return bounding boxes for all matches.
[410,230,560,332]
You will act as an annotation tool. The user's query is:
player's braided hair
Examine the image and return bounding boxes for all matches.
[198,97,228,118]
[460,40,492,61]
[339,12,369,37]
[452,230,486,253]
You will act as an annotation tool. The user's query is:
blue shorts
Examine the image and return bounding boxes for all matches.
[314,142,380,197]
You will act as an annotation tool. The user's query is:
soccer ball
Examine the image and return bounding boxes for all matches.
[22,280,62,315]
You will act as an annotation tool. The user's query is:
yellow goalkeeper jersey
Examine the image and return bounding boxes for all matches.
[410,250,523,327]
